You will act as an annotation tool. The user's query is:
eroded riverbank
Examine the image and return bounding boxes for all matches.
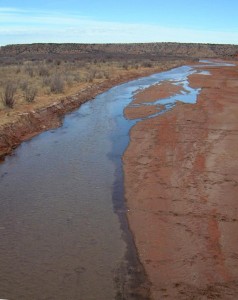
[0,61,188,161]
[123,61,238,299]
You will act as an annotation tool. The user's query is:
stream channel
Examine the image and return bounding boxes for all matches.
[0,64,207,299]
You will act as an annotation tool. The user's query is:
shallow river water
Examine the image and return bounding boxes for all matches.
[0,65,203,299]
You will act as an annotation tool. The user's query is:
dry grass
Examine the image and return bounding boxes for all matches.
[0,58,167,108]
[0,55,189,126]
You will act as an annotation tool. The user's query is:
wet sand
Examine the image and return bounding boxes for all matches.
[131,81,185,104]
[124,81,185,120]
[123,62,238,299]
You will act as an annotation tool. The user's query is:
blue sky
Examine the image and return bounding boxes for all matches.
[0,0,238,45]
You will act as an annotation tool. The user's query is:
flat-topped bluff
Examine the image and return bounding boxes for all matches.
[1,42,238,58]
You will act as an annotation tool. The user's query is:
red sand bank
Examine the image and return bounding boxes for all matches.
[123,62,238,299]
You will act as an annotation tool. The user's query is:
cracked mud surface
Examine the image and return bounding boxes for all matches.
[123,62,238,299]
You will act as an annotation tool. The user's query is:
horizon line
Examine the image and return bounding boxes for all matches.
[1,41,238,47]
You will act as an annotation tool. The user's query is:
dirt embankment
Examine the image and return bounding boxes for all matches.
[0,63,187,160]
[123,62,238,299]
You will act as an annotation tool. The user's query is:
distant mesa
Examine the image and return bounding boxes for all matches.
[0,42,238,60]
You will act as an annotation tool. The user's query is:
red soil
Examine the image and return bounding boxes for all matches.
[132,82,185,104]
[124,81,185,120]
[123,62,238,299]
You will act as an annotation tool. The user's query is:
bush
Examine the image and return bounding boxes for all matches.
[16,66,21,74]
[122,63,129,70]
[86,70,96,83]
[38,66,49,77]
[25,66,34,77]
[55,60,61,66]
[142,61,153,68]
[104,71,110,79]
[20,81,28,91]
[42,76,51,87]
[73,73,81,83]
[24,86,37,103]
[95,71,104,79]
[50,74,65,93]
[1,82,17,108]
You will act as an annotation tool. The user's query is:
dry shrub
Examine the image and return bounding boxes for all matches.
[20,81,28,91]
[16,66,21,74]
[73,73,81,83]
[46,58,53,64]
[24,86,38,103]
[1,81,17,108]
[142,61,153,68]
[122,63,129,70]
[50,74,65,93]
[95,71,104,79]
[25,66,34,77]
[86,69,96,82]
[104,71,110,79]
[65,74,76,87]
[38,66,49,77]
[42,76,51,87]
[55,60,61,66]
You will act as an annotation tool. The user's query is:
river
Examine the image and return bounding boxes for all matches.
[0,64,205,300]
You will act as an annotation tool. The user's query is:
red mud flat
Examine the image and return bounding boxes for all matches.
[123,62,238,299]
